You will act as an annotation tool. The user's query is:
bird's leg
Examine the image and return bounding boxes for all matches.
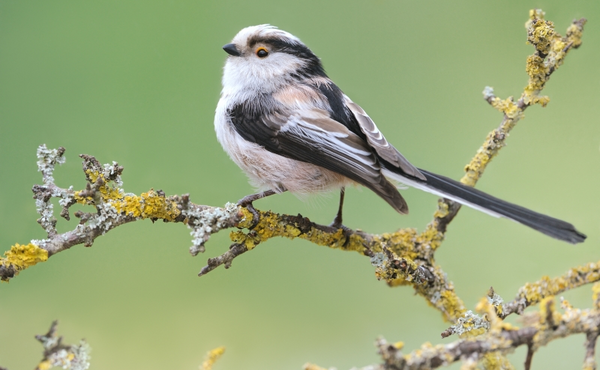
[237,189,284,228]
[329,187,354,247]
[330,187,346,229]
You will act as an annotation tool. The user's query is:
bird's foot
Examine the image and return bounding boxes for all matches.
[329,214,344,230]
[237,198,260,230]
[329,218,353,247]
[236,190,279,229]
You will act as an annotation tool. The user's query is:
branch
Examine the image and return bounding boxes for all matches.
[200,346,226,370]
[0,321,226,370]
[3,145,468,321]
[441,261,600,339]
[377,290,600,370]
[0,321,94,370]
[498,262,600,318]
[429,10,587,234]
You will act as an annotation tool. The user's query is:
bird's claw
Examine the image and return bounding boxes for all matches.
[329,221,353,248]
[238,201,260,229]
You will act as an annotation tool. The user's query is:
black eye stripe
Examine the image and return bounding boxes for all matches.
[249,37,313,58]
[247,36,327,77]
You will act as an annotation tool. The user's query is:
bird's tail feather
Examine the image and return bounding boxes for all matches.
[382,168,586,244]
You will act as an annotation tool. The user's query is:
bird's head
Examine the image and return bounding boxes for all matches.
[221,25,326,93]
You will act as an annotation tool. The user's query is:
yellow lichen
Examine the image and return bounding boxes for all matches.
[462,150,491,188]
[476,297,517,335]
[560,298,573,311]
[525,55,548,89]
[527,19,556,55]
[386,278,412,287]
[433,200,449,219]
[236,207,255,229]
[592,283,600,309]
[566,23,584,48]
[393,341,405,350]
[72,169,179,222]
[552,39,566,53]
[459,327,487,338]
[74,170,120,205]
[416,224,443,252]
[37,360,52,370]
[303,364,328,370]
[527,8,545,23]
[490,97,522,120]
[515,263,600,308]
[200,346,225,370]
[230,230,260,250]
[470,300,516,368]
[480,353,515,370]
[73,190,93,205]
[534,95,550,107]
[232,208,371,254]
[495,305,503,318]
[383,228,420,258]
[139,191,180,221]
[475,297,489,313]
[537,296,562,336]
[85,169,99,183]
[114,194,143,217]
[439,290,467,321]
[1,243,48,276]
[75,174,181,222]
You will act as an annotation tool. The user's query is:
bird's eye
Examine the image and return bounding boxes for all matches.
[256,47,269,58]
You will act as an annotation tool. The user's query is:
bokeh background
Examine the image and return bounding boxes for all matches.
[1,1,599,369]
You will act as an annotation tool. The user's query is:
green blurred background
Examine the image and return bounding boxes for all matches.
[1,1,598,369]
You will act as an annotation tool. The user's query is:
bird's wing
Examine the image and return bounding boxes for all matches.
[307,79,425,181]
[227,101,408,213]
[342,95,426,181]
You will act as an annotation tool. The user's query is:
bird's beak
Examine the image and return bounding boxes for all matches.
[223,43,241,57]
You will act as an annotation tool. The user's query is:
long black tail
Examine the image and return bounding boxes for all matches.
[385,168,586,244]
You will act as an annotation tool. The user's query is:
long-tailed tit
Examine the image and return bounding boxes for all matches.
[214,24,585,244]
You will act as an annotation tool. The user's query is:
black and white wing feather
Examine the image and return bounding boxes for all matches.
[343,96,426,180]
[227,102,409,213]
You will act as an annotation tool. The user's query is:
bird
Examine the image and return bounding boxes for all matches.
[214,24,586,244]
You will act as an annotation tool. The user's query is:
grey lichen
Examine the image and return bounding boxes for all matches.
[34,321,91,370]
[36,144,65,185]
[482,86,495,101]
[449,310,491,337]
[184,202,239,256]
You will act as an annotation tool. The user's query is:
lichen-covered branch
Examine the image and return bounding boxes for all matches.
[0,144,415,281]
[0,145,242,281]
[3,143,465,322]
[25,321,91,370]
[200,346,226,370]
[428,10,586,235]
[0,322,226,370]
[441,261,600,341]
[377,287,600,370]
[498,261,600,318]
